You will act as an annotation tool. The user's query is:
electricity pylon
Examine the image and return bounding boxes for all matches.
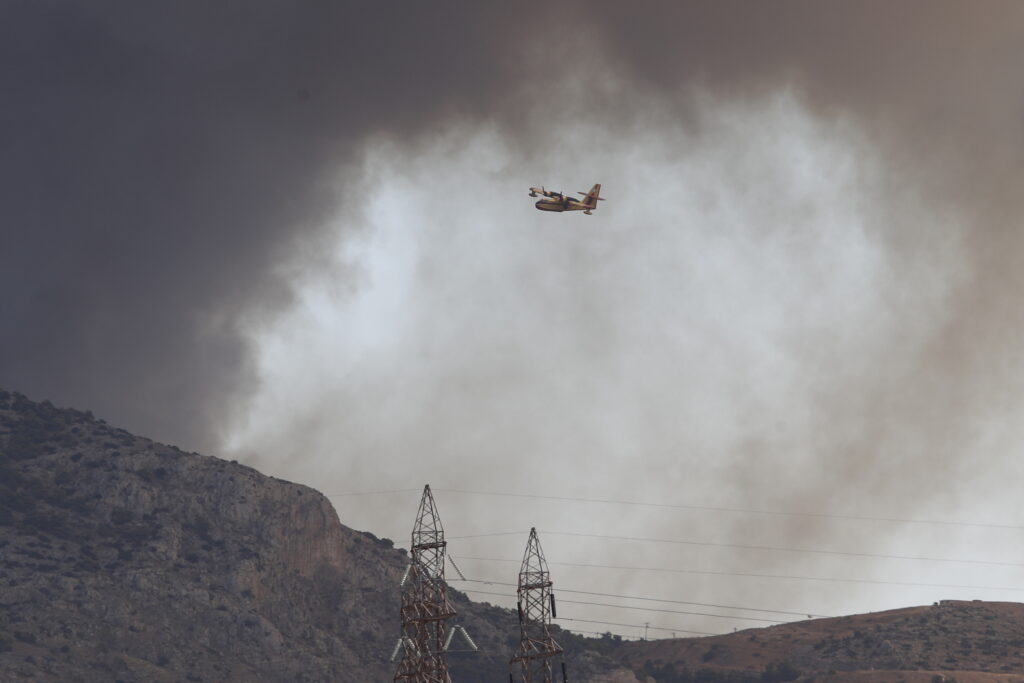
[394,485,456,682]
[511,528,565,683]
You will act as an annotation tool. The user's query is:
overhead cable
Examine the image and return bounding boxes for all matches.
[450,529,1022,568]
[453,556,1024,592]
[554,616,720,637]
[452,576,830,617]
[326,487,1024,531]
[459,588,788,623]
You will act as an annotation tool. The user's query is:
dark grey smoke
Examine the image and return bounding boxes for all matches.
[3,0,1022,468]
[0,3,532,451]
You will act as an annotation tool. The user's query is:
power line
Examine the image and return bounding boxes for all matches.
[326,487,1024,531]
[450,529,1023,568]
[329,488,422,496]
[329,487,1024,648]
[454,556,1024,592]
[459,589,788,623]
[559,598,784,623]
[432,488,1024,530]
[452,577,831,617]
[451,531,532,539]
[554,616,721,637]
[460,588,516,599]
[558,628,641,640]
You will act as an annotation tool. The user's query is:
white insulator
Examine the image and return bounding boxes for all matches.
[457,626,478,651]
[448,555,467,581]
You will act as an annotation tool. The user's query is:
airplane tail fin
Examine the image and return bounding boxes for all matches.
[579,183,605,209]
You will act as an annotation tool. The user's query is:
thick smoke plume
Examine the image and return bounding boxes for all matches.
[0,3,532,450]
[4,2,1024,631]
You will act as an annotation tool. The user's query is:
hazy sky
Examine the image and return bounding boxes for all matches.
[4,2,1024,638]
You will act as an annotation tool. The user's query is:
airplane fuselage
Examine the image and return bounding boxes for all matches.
[534,197,589,212]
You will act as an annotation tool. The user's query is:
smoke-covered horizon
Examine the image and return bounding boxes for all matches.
[4,1,1024,635]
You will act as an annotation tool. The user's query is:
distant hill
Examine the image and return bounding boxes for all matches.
[583,588,1024,682]
[3,389,1024,682]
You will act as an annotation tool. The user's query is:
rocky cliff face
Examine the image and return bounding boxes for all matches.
[0,390,633,682]
[0,389,399,681]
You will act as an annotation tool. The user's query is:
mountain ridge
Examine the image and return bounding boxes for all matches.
[3,389,1024,682]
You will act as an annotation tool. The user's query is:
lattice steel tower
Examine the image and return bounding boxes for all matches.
[394,485,456,682]
[511,527,565,683]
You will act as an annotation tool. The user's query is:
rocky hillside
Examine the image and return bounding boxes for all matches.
[0,390,631,682]
[4,389,1024,682]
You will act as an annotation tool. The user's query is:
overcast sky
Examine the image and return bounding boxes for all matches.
[4,2,1024,638]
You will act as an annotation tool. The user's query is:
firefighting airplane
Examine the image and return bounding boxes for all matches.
[529,183,605,214]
